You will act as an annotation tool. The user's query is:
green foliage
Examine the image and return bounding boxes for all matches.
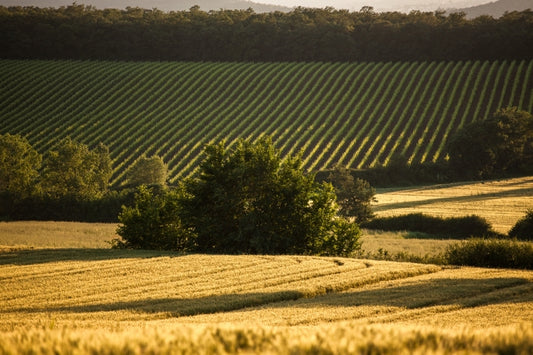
[0,133,41,197]
[1,5,532,62]
[509,210,533,241]
[126,155,168,187]
[116,185,194,251]
[447,107,533,179]
[444,238,533,269]
[1,60,532,186]
[362,213,498,239]
[179,137,361,255]
[327,165,376,222]
[41,138,112,200]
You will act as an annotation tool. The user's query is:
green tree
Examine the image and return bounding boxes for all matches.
[0,133,41,197]
[41,138,112,199]
[327,166,376,223]
[180,137,361,255]
[447,107,533,179]
[509,209,533,241]
[116,185,194,250]
[126,155,167,187]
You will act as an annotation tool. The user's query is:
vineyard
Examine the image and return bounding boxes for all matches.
[1,59,532,186]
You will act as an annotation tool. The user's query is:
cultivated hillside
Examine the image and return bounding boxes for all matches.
[1,59,532,185]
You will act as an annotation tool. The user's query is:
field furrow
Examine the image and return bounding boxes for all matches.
[1,59,532,184]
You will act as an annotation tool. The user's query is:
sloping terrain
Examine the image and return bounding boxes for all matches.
[1,59,531,185]
[1,249,532,353]
[1,251,532,329]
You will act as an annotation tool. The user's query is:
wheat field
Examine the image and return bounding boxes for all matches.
[373,176,533,234]
[1,248,532,354]
[1,176,533,353]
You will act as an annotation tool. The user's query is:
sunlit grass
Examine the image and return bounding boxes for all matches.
[373,176,533,233]
[2,176,533,353]
[0,250,532,354]
[0,221,117,249]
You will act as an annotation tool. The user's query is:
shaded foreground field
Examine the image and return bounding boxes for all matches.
[1,250,532,353]
[374,176,533,234]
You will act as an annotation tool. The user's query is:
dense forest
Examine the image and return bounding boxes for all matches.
[1,4,532,61]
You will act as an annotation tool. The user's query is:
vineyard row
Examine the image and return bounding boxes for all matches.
[0,59,531,185]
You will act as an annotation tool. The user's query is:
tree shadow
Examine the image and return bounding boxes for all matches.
[7,277,531,318]
[0,248,181,265]
[8,291,304,317]
[288,277,532,309]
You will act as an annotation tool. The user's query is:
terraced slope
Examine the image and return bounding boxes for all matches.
[1,59,532,185]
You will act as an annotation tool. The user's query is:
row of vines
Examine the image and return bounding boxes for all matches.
[1,59,532,186]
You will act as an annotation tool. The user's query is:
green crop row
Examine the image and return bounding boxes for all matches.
[1,59,531,186]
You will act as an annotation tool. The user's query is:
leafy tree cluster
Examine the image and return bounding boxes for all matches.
[0,135,112,200]
[446,107,533,179]
[0,134,172,221]
[1,4,532,62]
[116,138,362,256]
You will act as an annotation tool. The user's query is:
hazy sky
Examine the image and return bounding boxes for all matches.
[0,0,493,12]
[260,0,490,12]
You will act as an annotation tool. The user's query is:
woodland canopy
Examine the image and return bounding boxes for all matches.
[1,4,532,61]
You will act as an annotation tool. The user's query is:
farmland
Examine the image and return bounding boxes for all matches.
[1,249,532,353]
[1,173,533,353]
[1,59,532,185]
[373,176,533,234]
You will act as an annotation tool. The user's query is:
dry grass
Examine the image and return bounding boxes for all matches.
[1,174,533,354]
[0,221,117,249]
[1,250,532,354]
[360,229,457,257]
[373,176,533,234]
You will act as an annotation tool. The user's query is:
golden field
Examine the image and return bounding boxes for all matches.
[373,176,533,234]
[1,176,532,354]
[0,250,532,354]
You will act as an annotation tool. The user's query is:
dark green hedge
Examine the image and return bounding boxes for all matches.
[362,213,500,239]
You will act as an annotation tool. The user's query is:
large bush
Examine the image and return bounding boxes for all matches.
[116,185,194,251]
[444,238,533,269]
[326,165,376,223]
[362,213,498,239]
[509,210,533,241]
[116,138,361,255]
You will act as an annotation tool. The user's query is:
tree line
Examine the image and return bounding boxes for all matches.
[1,4,532,62]
[1,107,532,222]
[0,136,167,221]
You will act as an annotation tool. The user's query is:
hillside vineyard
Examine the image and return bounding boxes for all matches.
[1,59,532,185]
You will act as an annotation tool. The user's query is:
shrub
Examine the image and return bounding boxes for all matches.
[327,166,376,223]
[116,137,362,256]
[444,238,533,269]
[179,137,361,255]
[116,185,194,250]
[362,213,497,239]
[509,209,533,241]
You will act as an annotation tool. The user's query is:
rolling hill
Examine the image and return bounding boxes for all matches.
[1,59,532,186]
[0,250,532,353]
[452,0,533,18]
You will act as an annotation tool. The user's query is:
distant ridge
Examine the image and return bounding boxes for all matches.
[0,0,292,13]
[450,0,533,18]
